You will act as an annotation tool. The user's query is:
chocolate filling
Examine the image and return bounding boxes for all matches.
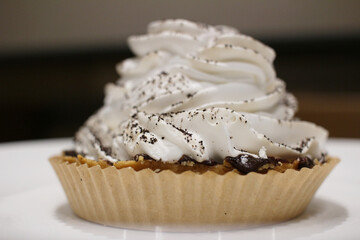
[178,155,218,166]
[225,155,317,174]
[63,150,78,157]
[135,153,152,161]
[225,155,282,174]
[297,156,315,169]
[64,150,322,173]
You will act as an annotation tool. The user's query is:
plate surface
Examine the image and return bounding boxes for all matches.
[0,138,359,240]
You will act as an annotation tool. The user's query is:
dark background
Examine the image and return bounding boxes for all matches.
[1,1,360,142]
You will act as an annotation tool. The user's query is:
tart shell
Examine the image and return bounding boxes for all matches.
[49,156,339,230]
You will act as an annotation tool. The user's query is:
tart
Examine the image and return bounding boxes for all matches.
[50,19,339,229]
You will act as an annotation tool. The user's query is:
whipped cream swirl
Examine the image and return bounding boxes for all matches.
[75,19,328,163]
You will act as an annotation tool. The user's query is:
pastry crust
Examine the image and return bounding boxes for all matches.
[49,155,339,229]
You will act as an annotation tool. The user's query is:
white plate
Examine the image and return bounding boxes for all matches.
[0,138,359,240]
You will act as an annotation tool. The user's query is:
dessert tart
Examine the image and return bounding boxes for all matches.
[50,19,339,230]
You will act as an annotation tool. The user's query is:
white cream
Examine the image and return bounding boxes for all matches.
[74,19,328,163]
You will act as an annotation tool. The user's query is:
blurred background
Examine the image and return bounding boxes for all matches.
[1,0,360,143]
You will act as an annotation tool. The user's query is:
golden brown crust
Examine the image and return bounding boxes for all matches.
[61,154,323,175]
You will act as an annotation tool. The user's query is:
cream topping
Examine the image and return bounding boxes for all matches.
[74,19,328,163]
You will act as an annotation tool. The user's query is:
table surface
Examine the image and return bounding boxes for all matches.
[0,138,359,240]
